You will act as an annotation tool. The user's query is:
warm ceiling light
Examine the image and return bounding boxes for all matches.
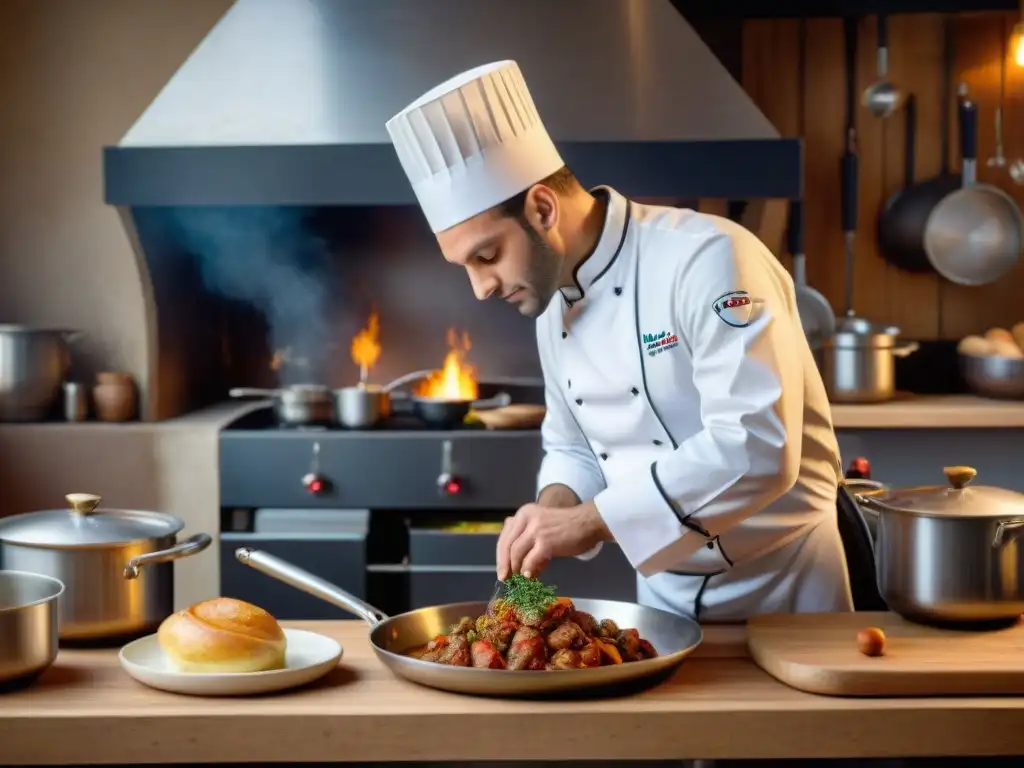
[1013,20,1024,67]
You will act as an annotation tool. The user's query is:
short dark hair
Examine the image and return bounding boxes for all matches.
[497,166,580,220]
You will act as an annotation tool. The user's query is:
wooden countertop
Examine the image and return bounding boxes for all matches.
[1,621,1022,764]
[831,394,1024,429]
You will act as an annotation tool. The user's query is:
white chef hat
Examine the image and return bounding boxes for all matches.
[385,60,565,233]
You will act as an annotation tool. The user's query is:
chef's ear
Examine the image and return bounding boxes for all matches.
[522,183,559,233]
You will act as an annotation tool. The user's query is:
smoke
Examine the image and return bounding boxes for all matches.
[167,207,333,385]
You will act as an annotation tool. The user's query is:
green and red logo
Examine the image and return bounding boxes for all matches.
[641,329,679,357]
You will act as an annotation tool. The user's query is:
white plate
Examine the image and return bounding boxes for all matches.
[118,628,343,696]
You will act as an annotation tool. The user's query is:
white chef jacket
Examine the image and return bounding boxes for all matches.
[535,187,853,622]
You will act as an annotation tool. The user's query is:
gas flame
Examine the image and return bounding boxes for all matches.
[350,310,382,382]
[417,329,478,401]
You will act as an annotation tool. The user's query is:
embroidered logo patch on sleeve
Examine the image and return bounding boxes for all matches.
[712,291,755,328]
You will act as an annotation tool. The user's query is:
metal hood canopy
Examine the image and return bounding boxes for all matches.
[104,0,800,205]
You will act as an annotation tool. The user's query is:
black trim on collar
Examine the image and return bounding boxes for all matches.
[559,193,631,307]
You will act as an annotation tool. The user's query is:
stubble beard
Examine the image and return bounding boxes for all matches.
[517,225,562,319]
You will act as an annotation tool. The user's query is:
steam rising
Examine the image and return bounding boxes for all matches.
[167,208,333,385]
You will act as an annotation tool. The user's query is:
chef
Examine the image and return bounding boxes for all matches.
[385,60,853,621]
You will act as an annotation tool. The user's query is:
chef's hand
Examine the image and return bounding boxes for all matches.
[496,500,612,581]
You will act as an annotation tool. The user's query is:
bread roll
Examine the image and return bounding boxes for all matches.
[1012,322,1024,352]
[985,327,1015,346]
[158,597,287,673]
[957,335,992,356]
[990,339,1024,359]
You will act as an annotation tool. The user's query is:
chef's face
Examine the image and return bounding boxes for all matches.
[436,186,564,318]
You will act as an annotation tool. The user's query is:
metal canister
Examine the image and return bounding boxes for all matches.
[62,381,88,422]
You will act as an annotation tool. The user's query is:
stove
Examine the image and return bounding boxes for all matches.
[220,379,545,509]
[220,408,543,509]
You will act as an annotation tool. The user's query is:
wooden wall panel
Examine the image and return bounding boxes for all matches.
[802,19,848,316]
[741,11,1024,340]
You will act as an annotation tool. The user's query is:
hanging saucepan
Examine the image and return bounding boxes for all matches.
[0,493,212,641]
[855,465,1024,627]
[923,92,1023,286]
[229,384,336,426]
[876,17,959,274]
[410,391,512,429]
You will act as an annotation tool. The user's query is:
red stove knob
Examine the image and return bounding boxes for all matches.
[437,473,462,496]
[846,457,871,480]
[302,472,329,494]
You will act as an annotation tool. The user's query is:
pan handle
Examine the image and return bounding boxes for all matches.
[787,199,804,259]
[229,388,280,398]
[959,94,978,186]
[876,15,890,77]
[841,147,859,233]
[471,392,512,410]
[903,93,917,187]
[891,341,919,358]
[235,548,390,626]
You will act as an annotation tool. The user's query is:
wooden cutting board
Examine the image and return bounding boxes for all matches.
[747,611,1024,697]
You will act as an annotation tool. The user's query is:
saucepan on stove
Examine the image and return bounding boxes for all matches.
[407,391,512,429]
[0,493,212,641]
[347,369,513,429]
[229,384,335,426]
[0,570,63,689]
[855,465,1024,626]
[334,369,433,429]
[235,547,703,697]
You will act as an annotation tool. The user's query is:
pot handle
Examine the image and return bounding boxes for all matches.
[852,493,885,511]
[471,392,512,410]
[992,520,1024,549]
[229,388,280,398]
[382,369,436,393]
[892,341,920,359]
[235,548,389,626]
[123,532,212,579]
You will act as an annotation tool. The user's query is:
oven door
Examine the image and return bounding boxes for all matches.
[220,509,368,620]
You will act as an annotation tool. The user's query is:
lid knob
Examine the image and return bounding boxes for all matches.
[943,466,977,490]
[66,493,101,516]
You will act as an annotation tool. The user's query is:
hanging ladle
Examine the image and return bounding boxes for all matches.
[862,14,903,119]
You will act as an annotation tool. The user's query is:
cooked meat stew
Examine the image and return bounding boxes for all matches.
[406,577,657,671]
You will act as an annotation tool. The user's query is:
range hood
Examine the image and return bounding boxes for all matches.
[104,0,800,206]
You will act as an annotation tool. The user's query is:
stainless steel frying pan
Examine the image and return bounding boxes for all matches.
[235,548,703,697]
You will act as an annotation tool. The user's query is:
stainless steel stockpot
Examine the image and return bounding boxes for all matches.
[0,493,211,641]
[856,465,1024,626]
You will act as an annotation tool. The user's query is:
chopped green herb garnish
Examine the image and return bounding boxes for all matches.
[466,629,478,643]
[502,574,557,620]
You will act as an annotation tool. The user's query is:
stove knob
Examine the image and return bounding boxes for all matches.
[437,472,463,496]
[302,472,330,494]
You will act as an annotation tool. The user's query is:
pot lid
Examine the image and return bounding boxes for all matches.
[834,314,900,337]
[868,466,1024,518]
[0,493,183,547]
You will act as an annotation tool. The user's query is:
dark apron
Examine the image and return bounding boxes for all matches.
[835,482,887,612]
